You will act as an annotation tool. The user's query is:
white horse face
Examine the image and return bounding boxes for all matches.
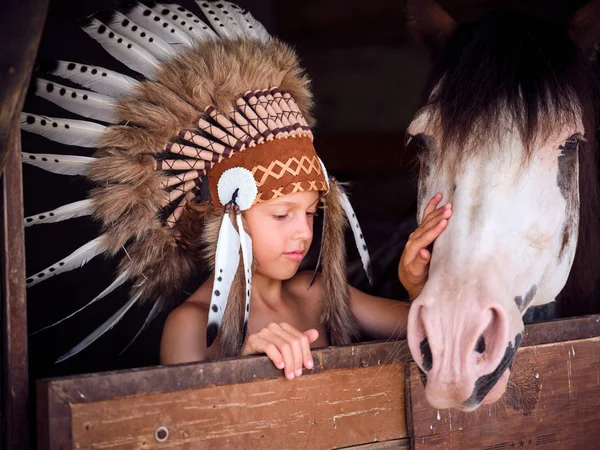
[403,0,600,412]
[406,112,582,410]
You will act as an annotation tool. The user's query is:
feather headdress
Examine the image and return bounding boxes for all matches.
[22,1,372,360]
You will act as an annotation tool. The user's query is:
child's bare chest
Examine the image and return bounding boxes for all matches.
[247,303,328,347]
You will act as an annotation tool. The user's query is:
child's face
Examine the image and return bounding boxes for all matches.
[244,190,320,280]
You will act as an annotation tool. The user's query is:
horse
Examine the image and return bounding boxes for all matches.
[402,0,600,411]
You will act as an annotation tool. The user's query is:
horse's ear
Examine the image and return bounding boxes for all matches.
[406,0,457,55]
[569,0,600,56]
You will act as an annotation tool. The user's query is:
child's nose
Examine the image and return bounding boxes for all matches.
[294,215,313,240]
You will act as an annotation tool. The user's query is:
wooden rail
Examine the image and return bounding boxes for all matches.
[36,315,600,449]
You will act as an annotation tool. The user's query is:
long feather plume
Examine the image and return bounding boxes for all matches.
[120,2,195,50]
[196,1,242,39]
[150,3,217,42]
[55,291,142,363]
[31,270,130,335]
[25,199,94,227]
[22,152,96,176]
[80,16,160,79]
[236,213,253,326]
[337,188,373,285]
[216,2,270,42]
[35,78,117,123]
[119,300,161,355]
[20,112,106,148]
[101,10,177,61]
[41,60,139,97]
[206,213,240,347]
[26,235,108,288]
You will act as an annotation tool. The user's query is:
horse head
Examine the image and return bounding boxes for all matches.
[405,0,600,411]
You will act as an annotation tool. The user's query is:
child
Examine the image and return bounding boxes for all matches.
[161,192,451,380]
[21,2,450,366]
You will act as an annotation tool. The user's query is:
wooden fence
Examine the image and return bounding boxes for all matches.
[36,315,600,449]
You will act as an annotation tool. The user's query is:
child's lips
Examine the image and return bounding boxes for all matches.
[283,250,305,262]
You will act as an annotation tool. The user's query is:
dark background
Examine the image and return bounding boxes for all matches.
[22,0,593,384]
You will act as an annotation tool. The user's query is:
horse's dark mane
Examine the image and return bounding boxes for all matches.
[424,10,600,315]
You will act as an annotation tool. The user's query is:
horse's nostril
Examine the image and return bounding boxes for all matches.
[475,335,486,354]
[420,337,433,371]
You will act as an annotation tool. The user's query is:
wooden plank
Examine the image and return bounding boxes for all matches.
[338,438,411,449]
[1,129,30,449]
[35,315,600,448]
[521,314,600,347]
[36,381,73,450]
[36,315,600,406]
[408,336,600,450]
[0,0,48,447]
[69,364,406,449]
[42,340,412,404]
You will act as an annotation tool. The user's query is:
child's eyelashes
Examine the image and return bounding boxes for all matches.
[271,211,317,221]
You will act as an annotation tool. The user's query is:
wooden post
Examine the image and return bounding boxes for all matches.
[0,0,49,448]
[1,140,29,449]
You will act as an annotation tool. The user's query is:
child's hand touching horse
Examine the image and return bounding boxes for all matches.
[239,323,319,380]
[399,193,452,299]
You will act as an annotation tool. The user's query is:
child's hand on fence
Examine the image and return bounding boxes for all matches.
[240,323,318,380]
[399,193,452,300]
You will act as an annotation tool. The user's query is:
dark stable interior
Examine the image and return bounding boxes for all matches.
[22,0,597,383]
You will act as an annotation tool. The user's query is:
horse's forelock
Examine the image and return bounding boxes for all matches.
[423,10,595,161]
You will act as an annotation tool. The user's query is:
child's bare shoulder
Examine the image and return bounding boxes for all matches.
[167,278,212,324]
[160,278,213,364]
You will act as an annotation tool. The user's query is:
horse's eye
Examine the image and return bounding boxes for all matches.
[407,133,433,158]
[562,135,580,153]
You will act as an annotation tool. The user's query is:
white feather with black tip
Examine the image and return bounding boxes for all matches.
[45,60,139,97]
[338,189,373,285]
[221,2,270,41]
[31,270,130,336]
[122,3,195,49]
[103,11,177,61]
[236,213,253,325]
[151,3,217,42]
[20,112,106,148]
[206,213,240,347]
[81,17,160,79]
[25,199,94,227]
[56,291,142,363]
[35,79,117,124]
[26,235,108,288]
[22,152,95,176]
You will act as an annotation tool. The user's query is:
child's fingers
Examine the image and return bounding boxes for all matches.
[408,248,431,276]
[303,329,319,344]
[272,324,304,377]
[416,205,452,239]
[412,219,448,251]
[303,329,319,369]
[261,340,285,370]
[402,215,445,264]
[422,193,443,220]
[263,328,297,380]
[281,323,315,371]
